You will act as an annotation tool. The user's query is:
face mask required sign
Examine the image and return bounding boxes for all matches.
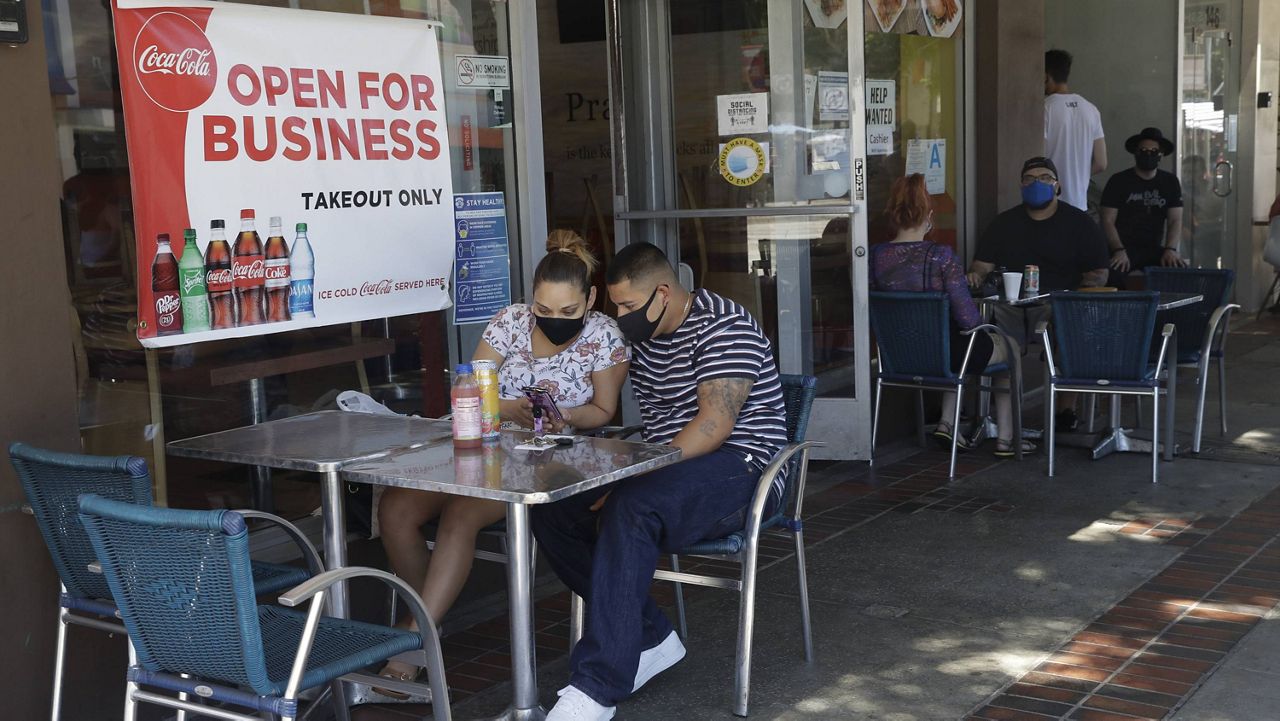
[112,0,455,347]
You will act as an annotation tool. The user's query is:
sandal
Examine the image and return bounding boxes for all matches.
[932,424,972,451]
[371,662,420,700]
[994,438,1037,458]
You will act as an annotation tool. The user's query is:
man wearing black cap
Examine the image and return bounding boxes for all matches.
[1101,127,1187,285]
[966,156,1111,293]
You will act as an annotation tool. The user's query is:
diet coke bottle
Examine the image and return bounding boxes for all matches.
[232,209,266,326]
[264,216,291,322]
[205,219,235,329]
[151,234,183,337]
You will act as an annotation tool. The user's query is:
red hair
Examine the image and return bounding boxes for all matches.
[883,174,932,234]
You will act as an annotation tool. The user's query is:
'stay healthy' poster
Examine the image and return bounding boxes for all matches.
[112,0,455,347]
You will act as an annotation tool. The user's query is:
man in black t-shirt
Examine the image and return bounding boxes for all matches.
[966,156,1110,292]
[966,156,1109,433]
[1101,126,1186,285]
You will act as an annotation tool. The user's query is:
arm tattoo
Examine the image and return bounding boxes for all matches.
[698,378,752,424]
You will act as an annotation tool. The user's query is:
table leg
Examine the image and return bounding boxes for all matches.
[319,470,354,720]
[487,503,546,721]
[248,377,274,513]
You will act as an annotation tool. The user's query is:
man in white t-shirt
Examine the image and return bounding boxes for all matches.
[1044,49,1106,212]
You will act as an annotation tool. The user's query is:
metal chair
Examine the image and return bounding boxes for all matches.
[1145,268,1239,453]
[1039,292,1176,483]
[868,291,1025,478]
[77,494,451,721]
[568,375,820,716]
[7,443,313,721]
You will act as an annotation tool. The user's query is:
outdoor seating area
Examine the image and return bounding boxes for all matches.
[11,294,1280,721]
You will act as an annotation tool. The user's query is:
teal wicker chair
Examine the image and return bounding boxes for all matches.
[1145,268,1239,453]
[1040,292,1177,483]
[78,494,451,721]
[7,443,313,721]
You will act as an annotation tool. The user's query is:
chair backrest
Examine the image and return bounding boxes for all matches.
[1145,268,1234,356]
[78,495,275,696]
[777,374,818,511]
[1049,292,1159,381]
[8,443,153,600]
[868,291,954,380]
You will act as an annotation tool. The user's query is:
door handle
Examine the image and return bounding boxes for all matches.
[1213,160,1234,197]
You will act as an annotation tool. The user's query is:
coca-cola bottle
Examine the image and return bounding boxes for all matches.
[264,216,291,322]
[205,219,235,329]
[289,222,315,319]
[151,234,183,337]
[232,208,266,326]
[178,228,210,333]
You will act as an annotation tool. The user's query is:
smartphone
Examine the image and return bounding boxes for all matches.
[521,386,564,423]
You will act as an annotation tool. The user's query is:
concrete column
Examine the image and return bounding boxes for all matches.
[973,0,1047,240]
[0,8,84,719]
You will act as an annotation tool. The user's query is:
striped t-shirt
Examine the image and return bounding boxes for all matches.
[630,289,788,501]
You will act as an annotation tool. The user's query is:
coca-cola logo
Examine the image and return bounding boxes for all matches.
[232,258,265,285]
[206,267,232,291]
[133,12,217,112]
[360,280,393,297]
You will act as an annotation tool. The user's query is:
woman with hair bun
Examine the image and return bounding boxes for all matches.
[870,174,1033,458]
[375,230,629,694]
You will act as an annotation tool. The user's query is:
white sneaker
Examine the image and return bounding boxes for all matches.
[632,630,686,692]
[547,686,616,721]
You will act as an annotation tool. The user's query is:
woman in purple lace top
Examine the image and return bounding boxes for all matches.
[870,174,1033,457]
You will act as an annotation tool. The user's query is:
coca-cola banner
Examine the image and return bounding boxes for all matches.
[112,0,454,347]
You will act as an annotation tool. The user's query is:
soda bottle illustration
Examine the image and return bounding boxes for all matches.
[178,228,210,333]
[151,234,183,337]
[264,216,292,323]
[232,208,266,326]
[205,219,235,329]
[289,222,315,319]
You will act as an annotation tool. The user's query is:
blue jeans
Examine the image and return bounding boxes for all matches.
[531,449,763,707]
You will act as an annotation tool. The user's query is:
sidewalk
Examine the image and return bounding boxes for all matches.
[360,314,1280,721]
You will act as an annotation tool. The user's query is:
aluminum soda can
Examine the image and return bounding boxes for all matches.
[1024,265,1040,295]
[472,359,501,441]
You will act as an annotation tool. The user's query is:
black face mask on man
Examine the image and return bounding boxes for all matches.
[615,286,667,345]
[1136,150,1161,172]
[535,312,586,346]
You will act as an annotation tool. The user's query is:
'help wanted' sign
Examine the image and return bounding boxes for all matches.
[716,93,769,136]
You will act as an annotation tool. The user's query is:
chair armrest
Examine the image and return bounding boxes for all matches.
[277,566,448,708]
[743,441,823,547]
[584,424,644,440]
[232,509,326,577]
[1153,322,1176,376]
[1035,321,1057,377]
[1204,303,1241,358]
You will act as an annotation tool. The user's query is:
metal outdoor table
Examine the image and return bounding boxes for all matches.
[972,292,1204,454]
[168,410,453,619]
[341,432,682,721]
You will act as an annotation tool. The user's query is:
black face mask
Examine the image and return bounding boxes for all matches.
[1136,150,1161,171]
[535,312,586,346]
[615,286,667,345]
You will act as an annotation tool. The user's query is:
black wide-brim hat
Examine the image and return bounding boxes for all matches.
[1125,127,1175,155]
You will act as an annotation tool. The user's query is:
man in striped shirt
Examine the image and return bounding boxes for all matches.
[534,242,787,721]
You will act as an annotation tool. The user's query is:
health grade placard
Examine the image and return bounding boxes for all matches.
[112,0,455,347]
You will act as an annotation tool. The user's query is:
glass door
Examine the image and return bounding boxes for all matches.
[605,0,871,459]
[1180,0,1241,270]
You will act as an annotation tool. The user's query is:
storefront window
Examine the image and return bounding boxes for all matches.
[49,0,523,516]
[862,5,964,250]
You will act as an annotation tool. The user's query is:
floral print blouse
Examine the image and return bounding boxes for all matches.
[481,305,630,412]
